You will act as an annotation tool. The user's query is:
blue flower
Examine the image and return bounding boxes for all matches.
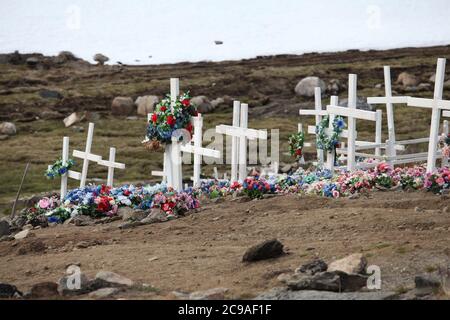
[59,167,67,175]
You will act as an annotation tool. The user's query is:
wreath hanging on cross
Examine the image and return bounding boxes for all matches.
[315,115,346,152]
[288,131,305,160]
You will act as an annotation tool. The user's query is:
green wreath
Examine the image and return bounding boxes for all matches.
[45,158,75,179]
[315,116,346,152]
[288,132,305,160]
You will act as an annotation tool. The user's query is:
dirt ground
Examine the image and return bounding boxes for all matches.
[1,190,449,299]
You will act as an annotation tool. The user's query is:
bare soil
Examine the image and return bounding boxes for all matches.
[1,191,449,299]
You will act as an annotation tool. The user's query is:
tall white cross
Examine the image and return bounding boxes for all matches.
[299,87,327,165]
[180,114,221,188]
[326,74,381,171]
[72,122,102,188]
[97,147,126,187]
[408,58,450,172]
[216,102,268,182]
[367,66,409,158]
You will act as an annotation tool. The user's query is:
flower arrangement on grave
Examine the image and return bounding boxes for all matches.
[242,177,276,199]
[45,158,75,179]
[152,190,200,217]
[424,167,450,194]
[144,92,197,151]
[288,132,305,161]
[439,133,450,158]
[316,116,346,152]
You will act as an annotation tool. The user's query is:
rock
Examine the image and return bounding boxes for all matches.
[55,51,77,64]
[418,83,432,91]
[327,79,342,95]
[211,97,225,109]
[85,111,101,122]
[141,208,168,224]
[191,96,213,113]
[339,97,373,111]
[135,95,159,116]
[118,207,147,221]
[287,272,341,292]
[111,97,135,116]
[63,112,83,127]
[30,282,59,298]
[430,74,436,83]
[375,83,383,89]
[415,274,442,296]
[336,271,369,292]
[0,135,9,141]
[73,215,94,227]
[296,259,328,276]
[75,241,91,249]
[214,40,224,45]
[295,77,326,98]
[328,253,367,275]
[0,235,14,242]
[396,72,419,87]
[414,207,424,213]
[255,287,397,300]
[281,164,292,174]
[39,89,63,99]
[118,221,144,229]
[14,229,31,240]
[242,239,284,262]
[0,220,11,237]
[0,122,16,136]
[445,80,450,88]
[58,273,91,296]
[189,287,229,300]
[94,53,109,65]
[94,271,134,288]
[0,283,22,298]
[88,287,120,299]
[26,57,40,67]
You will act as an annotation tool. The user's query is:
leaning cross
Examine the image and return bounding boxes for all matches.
[97,147,126,187]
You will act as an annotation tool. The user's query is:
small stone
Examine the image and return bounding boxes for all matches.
[39,89,63,99]
[296,259,328,275]
[94,271,134,288]
[30,282,59,298]
[415,274,442,296]
[141,208,168,224]
[73,215,94,227]
[189,287,229,300]
[119,207,147,222]
[75,241,90,249]
[88,287,120,299]
[14,229,31,240]
[148,256,159,262]
[415,207,424,213]
[242,239,284,262]
[328,253,367,275]
[63,112,83,127]
[0,122,16,136]
[0,220,11,237]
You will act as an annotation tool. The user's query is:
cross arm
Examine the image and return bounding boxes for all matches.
[367,96,409,104]
[326,105,378,122]
[216,125,268,140]
[97,159,126,169]
[307,125,355,139]
[299,109,328,116]
[73,150,102,162]
[180,144,221,158]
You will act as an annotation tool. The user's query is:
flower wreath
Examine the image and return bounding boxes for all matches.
[439,133,450,158]
[45,158,75,179]
[316,116,346,152]
[288,132,305,160]
[144,92,197,151]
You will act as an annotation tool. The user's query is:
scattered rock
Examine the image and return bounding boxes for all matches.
[94,271,134,288]
[94,53,109,65]
[111,97,135,116]
[39,89,63,99]
[73,215,94,227]
[375,83,383,89]
[89,287,121,299]
[55,51,78,64]
[396,72,419,87]
[242,239,284,262]
[141,208,168,224]
[336,271,369,292]
[135,95,159,116]
[255,287,397,300]
[328,253,367,275]
[287,272,341,292]
[29,282,59,298]
[119,221,144,229]
[119,207,147,221]
[211,97,225,109]
[415,274,442,296]
[295,77,326,98]
[75,241,91,249]
[327,79,343,95]
[14,229,31,240]
[0,283,22,298]
[191,96,213,113]
[189,287,229,300]
[414,207,424,213]
[0,220,11,237]
[0,122,16,136]
[296,259,328,276]
[63,112,84,127]
[26,57,40,67]
[418,83,432,91]
[58,273,91,296]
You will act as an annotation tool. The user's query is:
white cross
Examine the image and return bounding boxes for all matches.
[326,74,381,171]
[367,66,409,158]
[216,102,268,182]
[407,58,450,172]
[180,114,221,188]
[97,147,126,187]
[72,122,102,188]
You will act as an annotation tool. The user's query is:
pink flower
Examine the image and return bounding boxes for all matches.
[332,190,340,198]
[436,177,445,186]
[38,198,50,209]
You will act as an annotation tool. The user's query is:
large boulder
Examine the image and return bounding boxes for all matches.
[295,77,326,98]
[135,95,159,116]
[396,72,419,87]
[93,271,134,288]
[0,122,16,136]
[0,283,22,298]
[242,239,284,262]
[191,96,213,113]
[111,97,135,116]
[29,282,59,298]
[94,53,109,65]
[328,253,367,275]
[54,51,78,64]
